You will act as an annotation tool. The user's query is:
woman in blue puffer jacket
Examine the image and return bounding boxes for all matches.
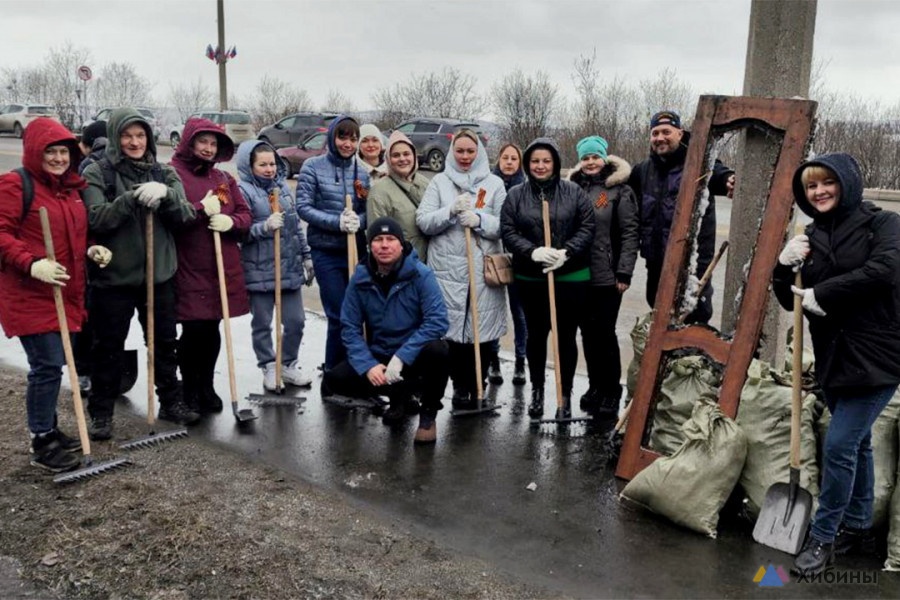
[237,140,315,391]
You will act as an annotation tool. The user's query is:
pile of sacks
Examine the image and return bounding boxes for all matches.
[620,313,900,570]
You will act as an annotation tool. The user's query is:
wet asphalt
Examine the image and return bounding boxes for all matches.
[0,310,896,599]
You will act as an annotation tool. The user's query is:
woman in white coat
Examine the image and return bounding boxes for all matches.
[416,130,507,408]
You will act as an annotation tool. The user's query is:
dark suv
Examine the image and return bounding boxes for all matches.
[391,118,488,171]
[257,112,338,148]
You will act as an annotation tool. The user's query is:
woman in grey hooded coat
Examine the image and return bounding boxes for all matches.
[416,130,507,407]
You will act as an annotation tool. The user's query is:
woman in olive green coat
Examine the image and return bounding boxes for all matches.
[366,131,429,261]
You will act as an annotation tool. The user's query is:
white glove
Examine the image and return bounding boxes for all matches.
[451,193,472,215]
[339,209,360,233]
[779,234,809,270]
[303,259,315,287]
[458,210,481,229]
[264,212,284,233]
[531,246,559,266]
[208,214,234,232]
[200,191,221,216]
[791,285,826,316]
[87,245,113,268]
[30,258,69,286]
[134,182,167,210]
[543,249,568,273]
[385,355,404,384]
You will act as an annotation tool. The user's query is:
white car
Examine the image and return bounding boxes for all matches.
[0,103,60,138]
[169,110,256,146]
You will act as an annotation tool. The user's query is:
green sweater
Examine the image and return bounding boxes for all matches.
[81,108,196,288]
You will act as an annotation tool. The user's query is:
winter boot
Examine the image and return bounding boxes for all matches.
[282,360,312,387]
[792,537,834,576]
[404,393,422,415]
[834,526,876,556]
[528,388,545,418]
[77,375,92,395]
[382,395,406,424]
[555,393,572,420]
[29,433,80,473]
[88,416,113,441]
[594,394,620,419]
[414,412,437,444]
[158,392,202,426]
[579,387,599,411]
[451,386,474,410]
[198,385,223,413]
[487,356,503,385]
[512,357,527,385]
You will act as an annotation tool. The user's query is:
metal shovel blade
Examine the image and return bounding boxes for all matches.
[232,402,257,423]
[752,468,813,555]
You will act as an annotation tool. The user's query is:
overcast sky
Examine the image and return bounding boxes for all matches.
[2,0,898,117]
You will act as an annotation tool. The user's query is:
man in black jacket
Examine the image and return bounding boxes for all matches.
[628,111,733,323]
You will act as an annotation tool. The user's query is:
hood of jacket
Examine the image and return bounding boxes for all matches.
[385,130,419,180]
[22,117,85,190]
[522,137,562,194]
[325,114,360,167]
[173,117,235,172]
[236,139,287,191]
[793,152,863,223]
[444,134,492,194]
[105,108,157,165]
[567,154,632,188]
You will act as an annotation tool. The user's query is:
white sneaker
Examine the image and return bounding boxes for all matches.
[262,363,278,391]
[282,360,312,387]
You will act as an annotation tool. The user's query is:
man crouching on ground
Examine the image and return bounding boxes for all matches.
[323,217,449,444]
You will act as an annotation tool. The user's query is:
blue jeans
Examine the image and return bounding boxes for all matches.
[311,248,350,369]
[490,282,528,360]
[811,384,896,543]
[249,289,306,367]
[19,332,69,434]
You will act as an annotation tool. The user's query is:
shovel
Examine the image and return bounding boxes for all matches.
[345,194,358,274]
[752,271,812,555]
[213,230,256,423]
[38,208,132,483]
[450,227,500,417]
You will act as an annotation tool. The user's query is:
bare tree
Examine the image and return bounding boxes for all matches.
[249,75,313,130]
[42,41,93,128]
[93,62,151,108]
[491,69,559,150]
[321,89,356,114]
[639,67,695,126]
[1,67,50,104]
[372,67,486,126]
[167,78,214,123]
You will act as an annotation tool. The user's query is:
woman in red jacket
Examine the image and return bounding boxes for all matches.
[170,118,251,413]
[0,117,112,473]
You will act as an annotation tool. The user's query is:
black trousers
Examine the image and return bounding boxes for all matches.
[516,279,587,393]
[73,282,93,375]
[89,280,179,418]
[448,340,494,394]
[580,285,623,399]
[178,319,222,397]
[323,340,449,415]
[645,260,713,324]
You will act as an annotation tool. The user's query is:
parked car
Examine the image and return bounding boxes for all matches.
[169,110,255,146]
[85,107,161,142]
[276,131,328,178]
[258,112,337,148]
[389,118,489,172]
[0,104,60,138]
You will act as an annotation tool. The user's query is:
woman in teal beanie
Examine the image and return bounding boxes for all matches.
[567,135,639,417]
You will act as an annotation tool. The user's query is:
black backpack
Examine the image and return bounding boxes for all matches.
[13,167,34,223]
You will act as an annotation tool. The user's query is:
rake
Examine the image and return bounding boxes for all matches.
[38,208,132,483]
[120,213,188,450]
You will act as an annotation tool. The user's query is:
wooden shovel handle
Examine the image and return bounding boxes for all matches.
[542,199,564,409]
[345,194,357,274]
[464,228,483,402]
[146,213,155,425]
[213,231,239,408]
[270,189,282,389]
[39,208,91,456]
[791,271,803,469]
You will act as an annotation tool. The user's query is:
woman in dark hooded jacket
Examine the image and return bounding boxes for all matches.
[773,153,900,575]
[500,138,594,419]
[567,136,639,417]
[170,117,252,413]
[488,143,528,387]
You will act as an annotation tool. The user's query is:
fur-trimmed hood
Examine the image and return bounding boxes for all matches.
[566,154,631,188]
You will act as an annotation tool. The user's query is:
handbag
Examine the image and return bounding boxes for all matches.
[483,252,514,287]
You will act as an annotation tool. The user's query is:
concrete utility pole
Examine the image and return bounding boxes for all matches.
[217,0,228,110]
[721,0,817,366]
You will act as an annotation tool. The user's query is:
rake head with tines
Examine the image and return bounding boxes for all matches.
[531,416,595,438]
[119,429,188,451]
[53,457,133,484]
[247,393,307,407]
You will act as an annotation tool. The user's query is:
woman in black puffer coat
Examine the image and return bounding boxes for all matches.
[500,138,594,419]
[773,153,900,576]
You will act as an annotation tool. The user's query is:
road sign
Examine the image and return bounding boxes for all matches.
[77,66,92,81]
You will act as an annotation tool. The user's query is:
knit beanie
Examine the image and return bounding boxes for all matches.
[81,120,107,147]
[367,216,405,245]
[359,123,383,144]
[576,136,608,161]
